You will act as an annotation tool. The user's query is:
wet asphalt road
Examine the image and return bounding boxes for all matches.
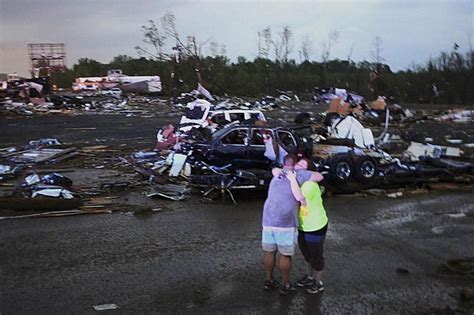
[1,191,473,314]
[0,114,170,150]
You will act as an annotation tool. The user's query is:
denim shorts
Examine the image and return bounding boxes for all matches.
[262,226,298,256]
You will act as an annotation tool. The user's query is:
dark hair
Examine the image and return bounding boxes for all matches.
[298,157,315,171]
[283,154,298,166]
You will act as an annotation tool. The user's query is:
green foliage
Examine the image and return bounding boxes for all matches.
[54,48,473,104]
[51,70,76,88]
[72,58,105,77]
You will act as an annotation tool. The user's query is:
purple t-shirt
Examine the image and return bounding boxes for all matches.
[262,169,313,228]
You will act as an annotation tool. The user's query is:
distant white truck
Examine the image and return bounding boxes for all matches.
[72,69,162,93]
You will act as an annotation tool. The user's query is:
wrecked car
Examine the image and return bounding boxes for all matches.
[177,98,266,132]
[189,123,312,169]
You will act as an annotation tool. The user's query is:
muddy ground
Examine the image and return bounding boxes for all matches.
[0,101,473,314]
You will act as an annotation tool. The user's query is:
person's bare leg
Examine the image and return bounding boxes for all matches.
[312,269,323,282]
[279,255,292,286]
[264,251,276,281]
[306,262,313,277]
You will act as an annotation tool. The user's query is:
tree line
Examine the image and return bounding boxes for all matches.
[52,12,473,105]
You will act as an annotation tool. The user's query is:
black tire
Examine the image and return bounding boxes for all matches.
[329,156,353,183]
[354,157,378,182]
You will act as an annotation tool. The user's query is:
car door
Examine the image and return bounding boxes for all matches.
[210,127,250,167]
[276,130,298,155]
[248,127,273,168]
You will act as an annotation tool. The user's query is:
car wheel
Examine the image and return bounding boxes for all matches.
[355,157,377,181]
[329,156,353,182]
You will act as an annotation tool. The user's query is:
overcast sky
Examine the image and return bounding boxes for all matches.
[0,0,472,77]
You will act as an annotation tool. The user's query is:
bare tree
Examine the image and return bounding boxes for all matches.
[258,26,272,59]
[134,13,185,61]
[186,35,212,58]
[347,43,355,62]
[220,44,227,56]
[257,31,263,58]
[136,12,221,102]
[209,41,219,57]
[299,34,314,62]
[135,20,168,61]
[161,12,193,58]
[281,26,293,63]
[449,43,467,72]
[319,30,338,86]
[467,34,474,70]
[371,35,385,65]
[272,26,293,63]
[437,51,449,71]
[205,40,227,57]
[186,35,197,57]
[135,12,206,61]
[321,30,339,63]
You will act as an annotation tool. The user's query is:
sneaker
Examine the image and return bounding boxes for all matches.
[263,279,280,291]
[279,283,297,296]
[306,280,324,294]
[296,275,314,287]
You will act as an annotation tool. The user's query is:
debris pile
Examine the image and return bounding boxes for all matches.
[0,138,77,170]
[0,82,473,214]
[19,172,74,199]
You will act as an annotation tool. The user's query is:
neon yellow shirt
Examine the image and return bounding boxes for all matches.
[298,181,328,231]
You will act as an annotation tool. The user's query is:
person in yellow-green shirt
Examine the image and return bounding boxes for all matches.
[287,158,328,294]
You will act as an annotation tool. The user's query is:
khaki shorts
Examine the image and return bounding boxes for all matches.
[262,226,298,256]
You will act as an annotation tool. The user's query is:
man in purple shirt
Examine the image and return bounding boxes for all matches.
[262,154,324,295]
